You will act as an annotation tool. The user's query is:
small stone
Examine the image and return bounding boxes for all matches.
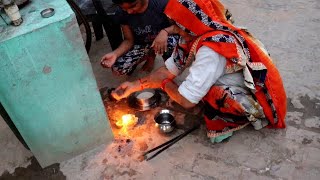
[102,159,108,164]
[137,155,145,162]
[302,138,313,145]
[291,98,304,109]
[138,142,148,151]
[270,164,281,172]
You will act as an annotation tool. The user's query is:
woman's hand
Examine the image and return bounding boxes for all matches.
[111,66,176,100]
[100,52,117,68]
[111,81,140,100]
[151,29,168,55]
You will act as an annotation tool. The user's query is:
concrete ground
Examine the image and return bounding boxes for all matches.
[1,0,320,179]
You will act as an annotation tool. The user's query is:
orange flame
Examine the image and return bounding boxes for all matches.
[116,114,137,128]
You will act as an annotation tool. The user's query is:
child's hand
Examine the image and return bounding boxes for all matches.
[101,52,117,68]
[151,30,168,55]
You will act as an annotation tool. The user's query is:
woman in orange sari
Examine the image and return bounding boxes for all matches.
[112,0,286,142]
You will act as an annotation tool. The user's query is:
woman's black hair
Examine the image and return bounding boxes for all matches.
[112,0,137,5]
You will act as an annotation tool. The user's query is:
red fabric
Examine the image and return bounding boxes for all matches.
[203,86,245,116]
[164,0,286,129]
[204,116,240,131]
[245,36,287,128]
[203,86,248,131]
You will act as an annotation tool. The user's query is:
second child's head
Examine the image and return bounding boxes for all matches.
[112,0,148,14]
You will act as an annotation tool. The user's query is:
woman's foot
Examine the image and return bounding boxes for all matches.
[210,132,233,143]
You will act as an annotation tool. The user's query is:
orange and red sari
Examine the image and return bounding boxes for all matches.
[164,0,286,135]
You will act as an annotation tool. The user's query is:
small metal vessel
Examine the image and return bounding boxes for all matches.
[154,109,175,133]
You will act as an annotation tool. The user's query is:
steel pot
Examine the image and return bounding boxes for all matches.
[154,109,175,133]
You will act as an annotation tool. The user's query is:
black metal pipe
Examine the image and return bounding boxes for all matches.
[66,0,92,53]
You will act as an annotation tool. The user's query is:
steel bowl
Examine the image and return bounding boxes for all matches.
[135,89,158,106]
[154,109,175,133]
[128,89,161,111]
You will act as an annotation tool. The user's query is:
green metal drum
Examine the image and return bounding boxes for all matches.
[0,0,113,167]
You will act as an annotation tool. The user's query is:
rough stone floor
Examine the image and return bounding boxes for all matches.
[1,0,320,179]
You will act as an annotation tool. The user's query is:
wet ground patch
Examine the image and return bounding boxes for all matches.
[287,96,320,132]
[0,157,66,180]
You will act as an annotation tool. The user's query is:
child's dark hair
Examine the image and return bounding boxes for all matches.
[112,0,137,5]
